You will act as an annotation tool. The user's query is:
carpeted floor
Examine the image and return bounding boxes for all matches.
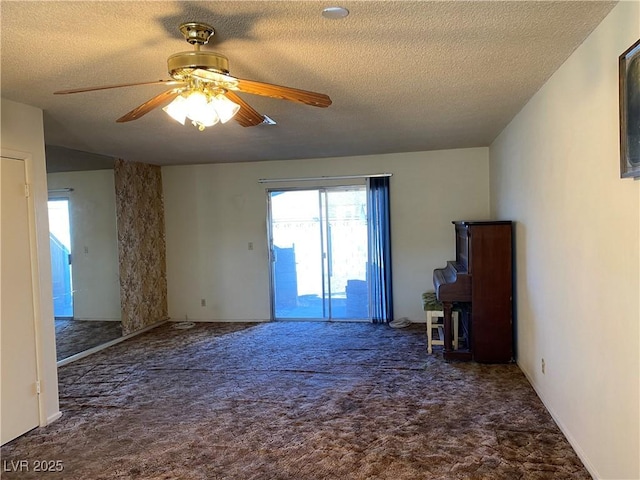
[55,319,123,360]
[2,322,591,479]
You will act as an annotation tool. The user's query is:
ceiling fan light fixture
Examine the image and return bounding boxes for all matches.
[162,94,188,125]
[212,94,241,123]
[56,21,331,128]
[183,90,208,114]
[179,22,215,46]
[168,51,231,80]
[184,91,219,130]
[164,89,241,130]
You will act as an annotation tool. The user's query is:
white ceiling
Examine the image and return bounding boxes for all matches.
[1,1,616,166]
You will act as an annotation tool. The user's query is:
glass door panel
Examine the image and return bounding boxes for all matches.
[270,190,325,319]
[325,188,369,319]
[269,186,369,321]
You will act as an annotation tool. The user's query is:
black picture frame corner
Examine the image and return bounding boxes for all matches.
[619,38,640,179]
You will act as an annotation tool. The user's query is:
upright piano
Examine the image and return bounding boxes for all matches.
[433,221,513,363]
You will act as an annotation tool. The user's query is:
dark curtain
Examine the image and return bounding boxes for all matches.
[368,176,393,323]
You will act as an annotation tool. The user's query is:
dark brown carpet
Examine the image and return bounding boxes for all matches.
[55,319,122,360]
[1,322,590,479]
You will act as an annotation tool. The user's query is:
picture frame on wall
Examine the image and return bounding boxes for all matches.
[619,39,640,179]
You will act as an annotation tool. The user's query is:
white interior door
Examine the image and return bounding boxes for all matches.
[1,155,40,445]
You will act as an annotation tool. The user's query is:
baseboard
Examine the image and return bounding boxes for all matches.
[517,360,599,480]
[67,318,121,322]
[274,318,373,323]
[169,318,270,323]
[168,318,382,323]
[46,411,62,426]
[57,319,168,367]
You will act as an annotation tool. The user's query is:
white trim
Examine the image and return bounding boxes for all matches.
[168,318,269,323]
[272,318,372,323]
[258,173,392,183]
[64,317,121,322]
[0,151,29,161]
[517,360,600,480]
[56,320,168,367]
[46,411,62,425]
[167,318,375,323]
[24,152,48,428]
[47,188,74,194]
[2,148,48,429]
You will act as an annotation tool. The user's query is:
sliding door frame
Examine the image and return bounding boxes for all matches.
[266,184,368,321]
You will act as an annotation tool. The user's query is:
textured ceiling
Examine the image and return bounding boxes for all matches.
[1,1,616,166]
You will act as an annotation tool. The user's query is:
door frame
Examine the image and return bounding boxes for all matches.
[1,148,46,430]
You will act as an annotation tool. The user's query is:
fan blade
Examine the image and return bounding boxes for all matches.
[234,78,332,108]
[116,89,182,123]
[54,80,186,95]
[224,91,265,127]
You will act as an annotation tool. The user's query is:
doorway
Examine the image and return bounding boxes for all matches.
[47,198,73,318]
[268,186,369,320]
[1,155,41,444]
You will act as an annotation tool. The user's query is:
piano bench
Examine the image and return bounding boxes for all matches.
[426,310,459,354]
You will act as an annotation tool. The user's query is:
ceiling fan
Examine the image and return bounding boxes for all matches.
[54,22,332,130]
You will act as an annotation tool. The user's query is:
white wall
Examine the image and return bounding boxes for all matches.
[1,98,61,425]
[163,148,490,322]
[47,170,121,321]
[489,3,640,479]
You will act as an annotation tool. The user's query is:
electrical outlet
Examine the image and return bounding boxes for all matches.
[541,358,545,374]
[201,299,206,307]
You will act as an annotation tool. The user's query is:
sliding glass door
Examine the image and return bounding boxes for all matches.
[268,187,369,320]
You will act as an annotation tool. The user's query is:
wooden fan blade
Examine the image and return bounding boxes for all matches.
[224,91,265,127]
[54,80,186,95]
[234,78,332,108]
[116,89,182,123]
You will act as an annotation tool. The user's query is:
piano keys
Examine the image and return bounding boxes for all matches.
[433,221,513,363]
[433,261,471,303]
